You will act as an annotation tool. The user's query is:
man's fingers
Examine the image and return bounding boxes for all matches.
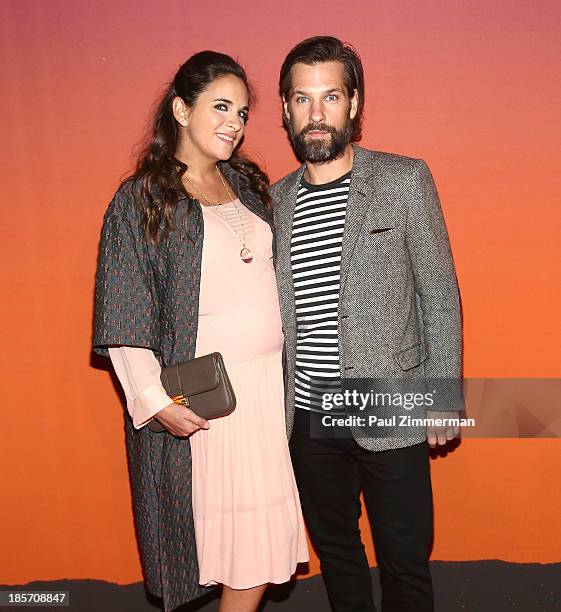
[447,425,460,440]
[428,426,459,447]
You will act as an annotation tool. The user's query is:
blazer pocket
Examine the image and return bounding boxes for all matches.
[369,227,393,234]
[394,342,428,371]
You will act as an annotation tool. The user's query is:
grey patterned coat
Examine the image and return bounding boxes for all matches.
[270,145,464,452]
[92,162,273,612]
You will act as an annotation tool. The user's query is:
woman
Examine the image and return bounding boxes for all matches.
[93,51,308,612]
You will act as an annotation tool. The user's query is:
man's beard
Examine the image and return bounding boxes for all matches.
[286,115,353,163]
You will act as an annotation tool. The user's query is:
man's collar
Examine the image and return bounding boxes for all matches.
[297,143,370,185]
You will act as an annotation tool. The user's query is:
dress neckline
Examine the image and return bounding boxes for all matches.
[201,198,241,209]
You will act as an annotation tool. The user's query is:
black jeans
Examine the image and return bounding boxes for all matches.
[289,409,434,612]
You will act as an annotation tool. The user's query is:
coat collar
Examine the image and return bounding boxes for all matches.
[218,160,272,227]
[175,159,271,226]
[274,143,376,204]
[217,159,250,190]
[176,160,248,202]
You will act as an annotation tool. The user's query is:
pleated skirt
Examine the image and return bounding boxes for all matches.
[189,348,309,589]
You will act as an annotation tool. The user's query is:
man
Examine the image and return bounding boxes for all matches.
[270,36,464,612]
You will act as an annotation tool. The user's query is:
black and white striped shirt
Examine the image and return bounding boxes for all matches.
[290,171,351,413]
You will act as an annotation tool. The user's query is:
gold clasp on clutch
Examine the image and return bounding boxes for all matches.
[172,394,190,408]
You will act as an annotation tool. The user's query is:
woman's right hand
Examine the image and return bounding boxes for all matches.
[152,402,210,437]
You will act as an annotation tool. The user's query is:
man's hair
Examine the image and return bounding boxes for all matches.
[279,35,365,142]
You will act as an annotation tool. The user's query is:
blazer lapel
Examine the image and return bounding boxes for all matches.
[340,145,384,294]
[272,147,387,340]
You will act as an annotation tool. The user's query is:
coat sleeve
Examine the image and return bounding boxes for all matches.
[93,184,161,358]
[405,160,464,411]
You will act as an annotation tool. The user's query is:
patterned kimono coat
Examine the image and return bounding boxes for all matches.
[92,162,273,612]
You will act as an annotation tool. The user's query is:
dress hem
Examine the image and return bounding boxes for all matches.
[199,557,310,590]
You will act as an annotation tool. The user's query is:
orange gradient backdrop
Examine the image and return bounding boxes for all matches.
[1,0,560,585]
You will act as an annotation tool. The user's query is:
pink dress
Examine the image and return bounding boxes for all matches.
[190,200,309,588]
[109,199,309,590]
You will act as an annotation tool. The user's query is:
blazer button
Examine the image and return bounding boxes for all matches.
[344,366,354,371]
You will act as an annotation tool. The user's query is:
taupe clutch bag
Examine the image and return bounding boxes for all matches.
[148,352,236,433]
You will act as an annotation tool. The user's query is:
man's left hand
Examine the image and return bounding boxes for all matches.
[426,410,461,448]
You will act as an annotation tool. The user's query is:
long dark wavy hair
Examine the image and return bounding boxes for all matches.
[126,51,271,247]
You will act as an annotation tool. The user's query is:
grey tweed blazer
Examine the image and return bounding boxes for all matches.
[270,144,463,452]
[92,162,273,611]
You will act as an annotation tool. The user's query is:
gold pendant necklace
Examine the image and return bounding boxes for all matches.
[183,167,253,264]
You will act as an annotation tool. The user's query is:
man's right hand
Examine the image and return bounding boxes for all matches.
[152,402,210,437]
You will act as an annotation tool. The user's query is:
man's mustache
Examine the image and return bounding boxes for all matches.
[299,123,337,137]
